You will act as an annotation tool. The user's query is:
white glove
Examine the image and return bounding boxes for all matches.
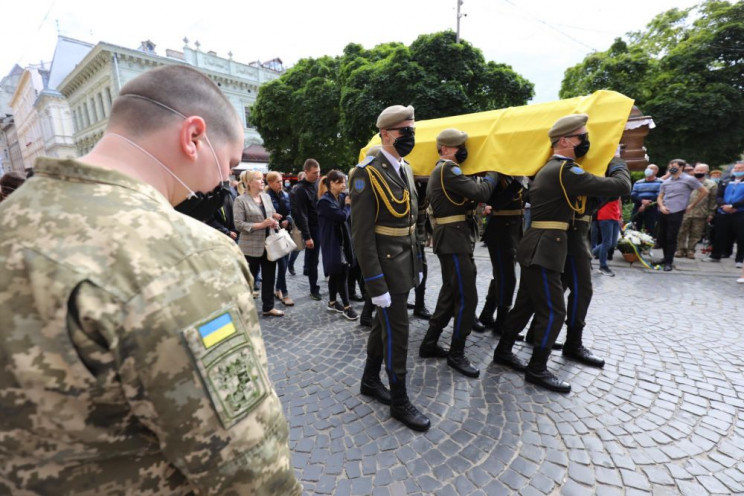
[371,292,392,308]
[418,272,423,284]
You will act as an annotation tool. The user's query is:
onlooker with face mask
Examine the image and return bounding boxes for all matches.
[657,159,709,271]
[703,162,744,268]
[676,163,717,259]
[630,164,662,234]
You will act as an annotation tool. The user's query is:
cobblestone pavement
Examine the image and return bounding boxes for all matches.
[260,244,744,495]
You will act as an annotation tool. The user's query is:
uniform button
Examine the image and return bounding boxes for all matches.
[556,238,560,241]
[386,254,391,259]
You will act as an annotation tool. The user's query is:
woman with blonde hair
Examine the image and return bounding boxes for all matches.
[234,170,284,316]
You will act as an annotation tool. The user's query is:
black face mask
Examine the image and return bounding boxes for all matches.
[175,181,229,222]
[393,134,415,157]
[574,134,590,158]
[455,147,468,164]
[694,173,706,179]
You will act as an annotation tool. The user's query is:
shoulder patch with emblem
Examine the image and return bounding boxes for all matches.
[182,307,271,429]
[356,156,375,168]
[451,166,463,176]
[354,178,365,192]
[569,166,585,175]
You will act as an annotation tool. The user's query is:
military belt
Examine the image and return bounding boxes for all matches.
[491,209,524,216]
[531,221,569,230]
[374,224,415,236]
[574,215,592,223]
[433,209,477,224]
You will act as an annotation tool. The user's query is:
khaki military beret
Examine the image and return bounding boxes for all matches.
[548,113,589,140]
[376,105,415,129]
[436,128,468,147]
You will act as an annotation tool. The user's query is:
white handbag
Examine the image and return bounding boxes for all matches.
[265,228,297,261]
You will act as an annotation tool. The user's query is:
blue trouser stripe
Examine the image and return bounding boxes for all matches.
[568,255,578,328]
[495,247,505,307]
[452,254,464,340]
[381,307,397,383]
[539,267,555,350]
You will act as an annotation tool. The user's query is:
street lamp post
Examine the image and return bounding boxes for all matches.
[456,0,466,43]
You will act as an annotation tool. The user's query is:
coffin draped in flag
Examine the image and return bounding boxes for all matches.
[360,90,635,178]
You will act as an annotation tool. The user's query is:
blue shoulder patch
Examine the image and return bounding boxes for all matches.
[569,166,585,175]
[354,178,365,193]
[356,156,375,168]
[451,166,463,176]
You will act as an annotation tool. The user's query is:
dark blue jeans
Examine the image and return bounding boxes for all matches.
[592,220,619,269]
[306,229,320,294]
[275,254,289,295]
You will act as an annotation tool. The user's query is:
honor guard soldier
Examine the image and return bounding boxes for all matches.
[419,128,497,377]
[492,113,630,393]
[351,105,429,431]
[478,173,527,335]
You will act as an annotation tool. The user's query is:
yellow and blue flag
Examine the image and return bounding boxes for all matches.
[199,313,236,348]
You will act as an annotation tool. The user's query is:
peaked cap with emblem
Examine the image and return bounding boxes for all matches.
[548,113,588,140]
[436,128,468,147]
[376,105,415,129]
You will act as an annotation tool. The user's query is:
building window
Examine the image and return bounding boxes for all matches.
[83,103,90,128]
[90,98,98,122]
[97,93,106,118]
[72,109,78,133]
[105,87,113,106]
[244,106,255,129]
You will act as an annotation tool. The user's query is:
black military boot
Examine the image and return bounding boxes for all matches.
[413,267,432,319]
[389,375,430,431]
[471,318,486,333]
[447,338,480,377]
[563,327,605,368]
[478,280,497,328]
[419,327,448,358]
[492,306,511,335]
[360,355,391,404]
[492,332,527,371]
[524,349,570,393]
[359,299,374,327]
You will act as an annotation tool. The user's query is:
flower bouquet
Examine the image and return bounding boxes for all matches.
[617,225,656,268]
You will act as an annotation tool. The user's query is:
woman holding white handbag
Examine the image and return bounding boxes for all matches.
[234,170,284,317]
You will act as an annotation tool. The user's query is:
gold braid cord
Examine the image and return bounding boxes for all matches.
[366,166,410,218]
[558,162,586,215]
[441,163,466,206]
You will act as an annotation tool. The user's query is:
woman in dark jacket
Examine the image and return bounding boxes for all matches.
[266,171,294,306]
[317,170,357,320]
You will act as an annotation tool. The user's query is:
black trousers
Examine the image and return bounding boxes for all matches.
[429,253,478,341]
[246,252,277,312]
[367,291,410,382]
[712,212,744,262]
[499,264,566,354]
[658,210,685,265]
[329,268,350,306]
[561,254,593,341]
[484,218,520,308]
[413,245,428,305]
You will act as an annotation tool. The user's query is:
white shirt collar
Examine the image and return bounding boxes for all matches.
[380,147,404,173]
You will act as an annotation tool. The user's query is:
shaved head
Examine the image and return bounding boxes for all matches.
[108,65,242,144]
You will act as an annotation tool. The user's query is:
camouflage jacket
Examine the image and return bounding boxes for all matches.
[0,158,301,496]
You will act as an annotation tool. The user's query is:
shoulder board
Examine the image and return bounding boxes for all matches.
[356,156,375,168]
[569,166,585,175]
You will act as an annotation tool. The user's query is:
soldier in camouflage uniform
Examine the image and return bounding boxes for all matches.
[351,105,429,432]
[0,66,301,495]
[492,114,630,393]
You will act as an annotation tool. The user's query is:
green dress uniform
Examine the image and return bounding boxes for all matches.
[479,174,526,332]
[426,159,496,341]
[0,158,301,495]
[350,150,421,383]
[493,155,630,391]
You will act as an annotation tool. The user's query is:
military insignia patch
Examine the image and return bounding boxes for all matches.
[182,308,270,429]
[569,166,585,175]
[451,166,463,176]
[354,178,365,192]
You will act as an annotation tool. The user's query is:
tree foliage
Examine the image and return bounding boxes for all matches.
[253,31,534,171]
[560,0,744,166]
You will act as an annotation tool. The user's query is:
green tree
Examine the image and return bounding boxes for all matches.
[560,0,744,166]
[253,31,534,171]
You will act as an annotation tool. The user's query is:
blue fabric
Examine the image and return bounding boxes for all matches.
[631,179,662,202]
[539,268,555,350]
[275,253,288,294]
[592,220,620,268]
[452,254,464,339]
[317,192,352,276]
[722,181,744,212]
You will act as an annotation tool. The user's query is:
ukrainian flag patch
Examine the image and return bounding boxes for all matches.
[199,313,237,348]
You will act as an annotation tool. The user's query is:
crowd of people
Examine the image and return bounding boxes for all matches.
[1,63,743,494]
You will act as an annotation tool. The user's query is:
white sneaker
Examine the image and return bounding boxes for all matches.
[737,278,744,284]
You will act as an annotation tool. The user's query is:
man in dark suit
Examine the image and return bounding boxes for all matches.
[351,105,428,431]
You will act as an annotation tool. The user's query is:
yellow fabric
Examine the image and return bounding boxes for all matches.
[531,221,569,230]
[360,90,635,178]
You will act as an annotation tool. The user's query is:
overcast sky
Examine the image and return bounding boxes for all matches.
[2,0,701,103]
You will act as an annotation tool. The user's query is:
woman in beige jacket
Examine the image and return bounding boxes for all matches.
[234,170,284,316]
